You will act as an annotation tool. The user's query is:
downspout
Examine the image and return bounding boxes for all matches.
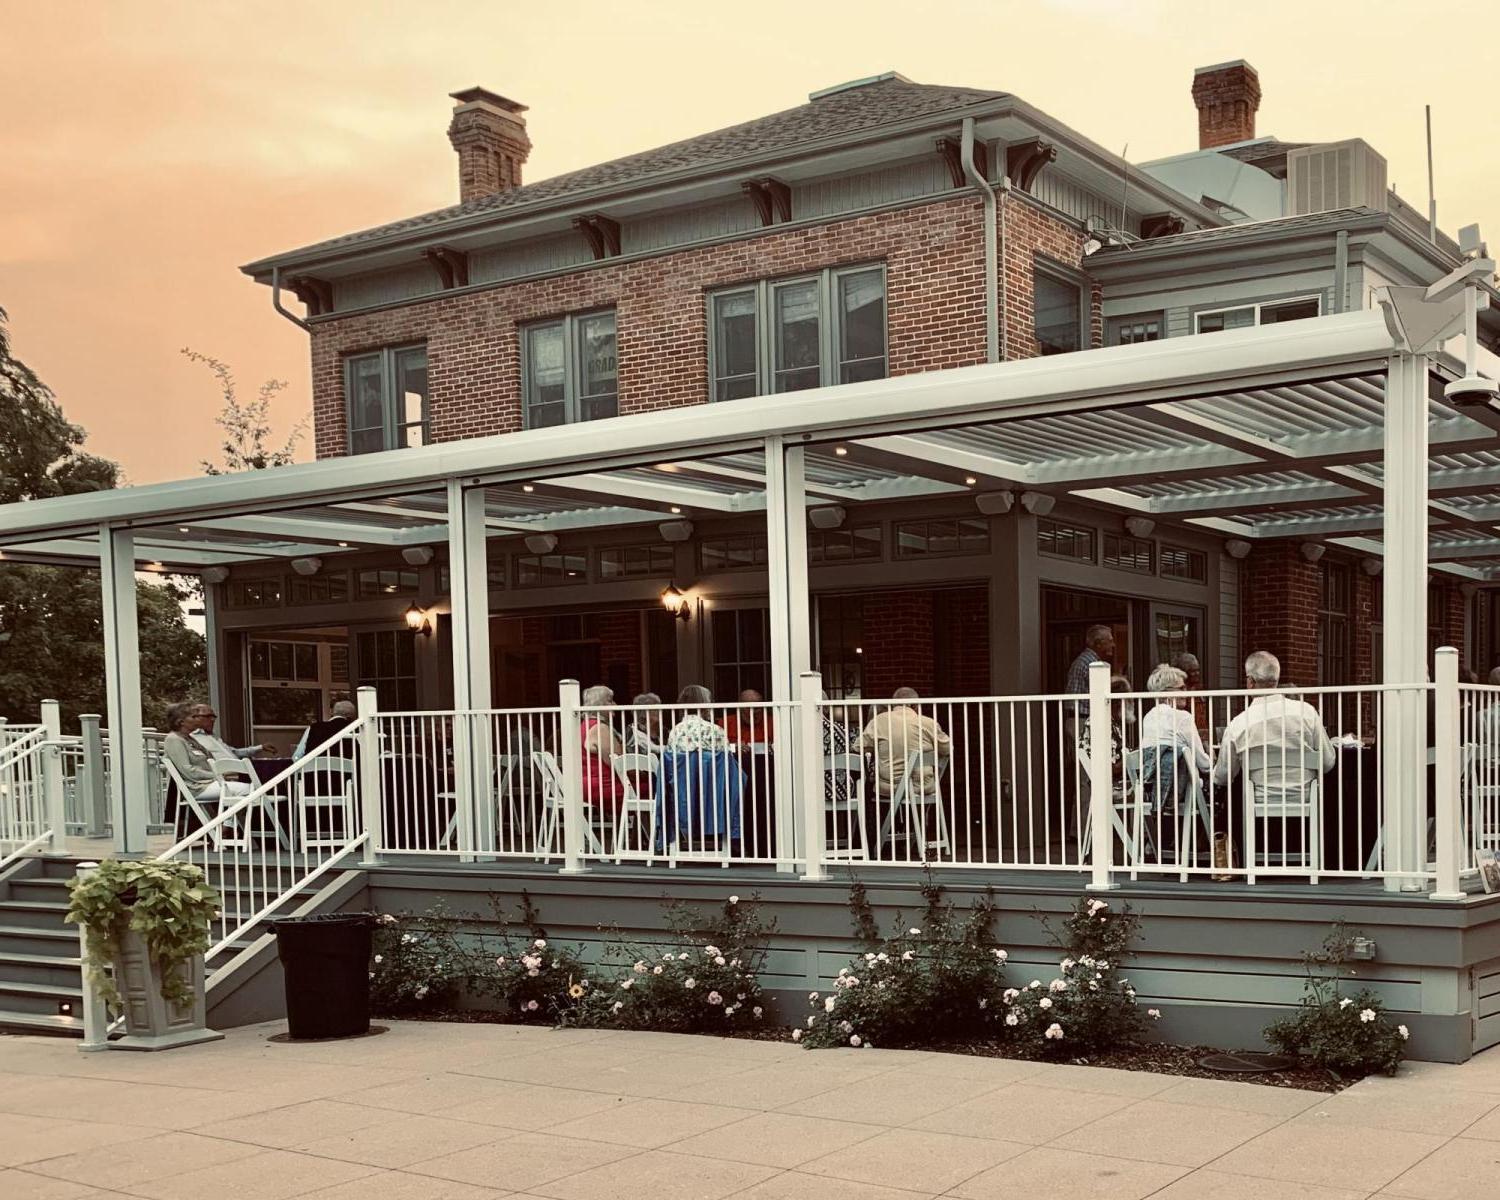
[1332,229,1350,314]
[961,118,1000,363]
[271,266,311,333]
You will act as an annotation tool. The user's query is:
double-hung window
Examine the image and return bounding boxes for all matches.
[522,310,617,428]
[1196,295,1321,334]
[709,264,886,400]
[1033,263,1086,356]
[345,345,429,454]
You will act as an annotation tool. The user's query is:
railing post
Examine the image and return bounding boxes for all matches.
[1087,661,1116,891]
[798,671,826,881]
[74,861,110,1053]
[41,700,67,854]
[79,715,108,838]
[356,687,383,866]
[558,679,588,874]
[1433,647,1463,900]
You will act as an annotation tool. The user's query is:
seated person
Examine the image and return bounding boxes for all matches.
[859,687,951,800]
[628,693,664,753]
[1076,675,1133,784]
[294,699,357,758]
[190,704,262,761]
[580,684,625,814]
[1213,651,1335,791]
[666,685,730,753]
[1140,663,1211,777]
[721,688,773,748]
[162,702,255,822]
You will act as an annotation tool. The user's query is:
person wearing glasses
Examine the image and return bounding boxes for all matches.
[189,704,262,762]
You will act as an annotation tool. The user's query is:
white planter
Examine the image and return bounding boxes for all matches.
[109,927,223,1051]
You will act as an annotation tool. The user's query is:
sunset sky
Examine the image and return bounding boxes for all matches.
[3,0,1495,484]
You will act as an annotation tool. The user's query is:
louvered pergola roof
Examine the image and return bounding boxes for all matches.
[2,310,1497,578]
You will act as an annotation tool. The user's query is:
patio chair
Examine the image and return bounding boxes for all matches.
[1076,746,1149,865]
[294,756,357,852]
[1243,763,1321,874]
[610,751,660,862]
[877,750,951,857]
[824,752,868,861]
[161,757,251,852]
[531,749,606,858]
[211,757,290,850]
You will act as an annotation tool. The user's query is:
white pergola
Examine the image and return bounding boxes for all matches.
[2,300,1495,874]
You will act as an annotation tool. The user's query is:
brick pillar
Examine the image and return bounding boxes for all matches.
[1192,61,1261,150]
[1240,543,1319,685]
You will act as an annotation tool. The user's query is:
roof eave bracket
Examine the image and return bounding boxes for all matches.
[1005,138,1056,193]
[741,178,792,227]
[572,213,622,260]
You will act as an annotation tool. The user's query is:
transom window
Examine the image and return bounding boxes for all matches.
[1103,534,1155,574]
[700,533,769,571]
[1196,295,1321,334]
[709,265,887,401]
[1037,519,1096,562]
[228,579,282,608]
[1160,545,1208,583]
[598,544,675,579]
[808,525,882,564]
[514,553,588,586]
[1033,263,1085,356]
[356,569,419,598]
[894,518,989,559]
[287,573,349,605]
[522,310,617,428]
[345,345,428,455]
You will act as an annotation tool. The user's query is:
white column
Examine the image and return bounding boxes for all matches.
[202,579,223,721]
[40,700,66,854]
[558,678,587,874]
[1432,646,1462,899]
[1381,352,1430,891]
[798,670,826,881]
[447,480,492,860]
[356,686,383,866]
[100,526,148,855]
[765,436,811,872]
[1086,660,1116,891]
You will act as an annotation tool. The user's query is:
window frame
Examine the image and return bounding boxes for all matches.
[1194,294,1323,335]
[706,263,888,401]
[1032,258,1089,357]
[520,308,618,429]
[343,344,429,454]
[1107,311,1164,346]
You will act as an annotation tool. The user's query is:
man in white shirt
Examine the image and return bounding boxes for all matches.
[190,704,261,762]
[1212,651,1335,791]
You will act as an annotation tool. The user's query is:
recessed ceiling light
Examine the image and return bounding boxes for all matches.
[178,526,190,533]
[338,541,349,548]
[834,446,849,457]
[670,506,682,514]
[522,484,534,493]
[965,476,978,486]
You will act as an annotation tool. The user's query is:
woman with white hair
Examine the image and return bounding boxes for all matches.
[1139,663,1211,773]
[579,684,624,814]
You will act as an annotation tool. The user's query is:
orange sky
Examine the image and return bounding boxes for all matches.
[2,0,1496,484]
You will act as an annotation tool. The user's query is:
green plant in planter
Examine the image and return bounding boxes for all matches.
[65,859,220,1010]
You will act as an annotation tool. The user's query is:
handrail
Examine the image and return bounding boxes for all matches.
[0,831,51,873]
[0,727,46,772]
[154,716,370,860]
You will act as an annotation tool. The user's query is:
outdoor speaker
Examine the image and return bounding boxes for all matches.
[1124,516,1155,539]
[808,506,846,530]
[975,491,1014,515]
[658,520,694,542]
[200,566,230,585]
[289,557,322,576]
[1224,540,1251,560]
[1019,491,1055,517]
[401,546,435,566]
[524,533,558,555]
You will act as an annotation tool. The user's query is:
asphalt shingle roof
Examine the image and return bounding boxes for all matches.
[1093,207,1382,254]
[254,75,1008,268]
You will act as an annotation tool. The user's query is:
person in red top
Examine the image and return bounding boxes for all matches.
[721,688,774,747]
[580,684,625,814]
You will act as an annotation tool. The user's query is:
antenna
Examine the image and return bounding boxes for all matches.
[1119,143,1130,234]
[1426,104,1437,245]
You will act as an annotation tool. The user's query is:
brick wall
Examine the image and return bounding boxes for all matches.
[595,609,644,700]
[1240,543,1320,686]
[856,585,989,699]
[308,192,1093,458]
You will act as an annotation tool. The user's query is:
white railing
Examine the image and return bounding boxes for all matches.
[154,712,372,961]
[0,727,51,869]
[1457,676,1500,884]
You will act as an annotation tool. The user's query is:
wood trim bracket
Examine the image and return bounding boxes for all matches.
[1140,212,1187,240]
[572,214,621,260]
[1005,138,1056,192]
[286,275,334,316]
[935,136,988,189]
[742,178,792,226]
[423,246,471,289]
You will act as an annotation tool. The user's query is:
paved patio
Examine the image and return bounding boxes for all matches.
[2,1021,1500,1199]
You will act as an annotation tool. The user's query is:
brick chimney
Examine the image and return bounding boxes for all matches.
[447,87,531,203]
[1191,60,1261,150]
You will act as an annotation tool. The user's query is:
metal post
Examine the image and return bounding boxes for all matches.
[765,436,811,873]
[447,480,492,861]
[1433,647,1463,900]
[1087,660,1116,891]
[356,686,383,866]
[79,715,108,837]
[40,700,66,854]
[75,861,110,1053]
[798,671,826,881]
[558,679,587,874]
[202,579,224,721]
[1382,353,1430,891]
[99,525,148,855]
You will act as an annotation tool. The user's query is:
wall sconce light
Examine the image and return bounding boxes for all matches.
[661,584,693,623]
[404,603,433,637]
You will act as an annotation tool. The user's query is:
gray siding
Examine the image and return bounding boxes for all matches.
[470,231,595,287]
[332,263,440,311]
[1030,169,1142,232]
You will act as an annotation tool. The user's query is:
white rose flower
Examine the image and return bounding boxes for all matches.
[728,895,739,904]
[707,991,723,1005]
[1339,997,1354,1009]
[714,957,726,967]
[792,1028,803,1042]
[1039,997,1053,1010]
[901,950,915,962]
[824,996,837,1013]
[533,938,547,949]
[1045,1023,1064,1040]
[1147,1008,1161,1019]
[850,1034,862,1047]
[1398,1025,1410,1040]
[373,954,383,964]
[684,977,696,989]
[1004,1012,1019,1026]
[653,965,663,975]
[909,927,922,935]
[1049,979,1067,993]
[1359,1008,1377,1023]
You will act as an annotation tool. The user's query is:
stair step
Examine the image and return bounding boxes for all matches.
[0,901,70,931]
[0,950,82,988]
[0,1007,84,1037]
[8,879,72,903]
[0,979,84,1016]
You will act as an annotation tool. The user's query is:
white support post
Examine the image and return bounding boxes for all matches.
[798,671,826,881]
[99,525,148,855]
[1087,660,1116,891]
[1381,352,1430,891]
[40,700,66,854]
[558,679,588,874]
[765,436,811,873]
[1433,646,1463,900]
[447,480,492,861]
[74,861,110,1053]
[79,715,108,838]
[202,579,224,721]
[356,686,383,866]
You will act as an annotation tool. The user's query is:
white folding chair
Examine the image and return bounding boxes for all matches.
[877,750,951,856]
[531,749,606,857]
[1077,746,1149,864]
[211,757,290,850]
[1244,764,1321,874]
[162,758,248,852]
[294,756,356,852]
[611,751,660,861]
[824,752,869,861]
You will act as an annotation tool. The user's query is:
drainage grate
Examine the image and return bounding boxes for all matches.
[1196,1051,1300,1074]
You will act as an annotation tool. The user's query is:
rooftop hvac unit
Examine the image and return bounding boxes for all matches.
[1286,139,1387,216]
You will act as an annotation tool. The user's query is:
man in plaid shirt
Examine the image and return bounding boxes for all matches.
[1066,625,1116,694]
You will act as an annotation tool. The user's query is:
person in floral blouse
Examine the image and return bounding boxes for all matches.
[666,685,730,752]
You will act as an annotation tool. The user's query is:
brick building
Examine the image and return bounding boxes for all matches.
[177,62,1498,742]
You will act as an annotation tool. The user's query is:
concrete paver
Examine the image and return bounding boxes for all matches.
[5,1018,1500,1198]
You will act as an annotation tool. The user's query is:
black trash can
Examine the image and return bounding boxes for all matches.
[274,912,374,1040]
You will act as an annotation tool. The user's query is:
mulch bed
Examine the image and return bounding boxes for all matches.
[383,1009,1350,1092]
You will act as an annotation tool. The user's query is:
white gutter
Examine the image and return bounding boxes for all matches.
[960,118,1000,363]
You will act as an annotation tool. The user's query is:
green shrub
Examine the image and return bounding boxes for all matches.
[368,908,464,1015]
[1264,924,1408,1077]
[799,877,1007,1050]
[467,895,591,1023]
[575,893,772,1033]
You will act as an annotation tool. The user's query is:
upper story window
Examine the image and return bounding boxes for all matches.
[523,310,617,428]
[1109,313,1163,345]
[1033,264,1086,356]
[709,265,886,401]
[345,345,428,455]
[1196,295,1321,334]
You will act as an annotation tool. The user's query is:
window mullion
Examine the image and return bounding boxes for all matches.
[757,280,771,396]
[382,349,398,450]
[564,314,579,425]
[820,269,835,387]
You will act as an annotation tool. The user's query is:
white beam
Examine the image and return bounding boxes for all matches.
[191,514,406,546]
[662,459,847,500]
[100,526,148,854]
[542,472,746,513]
[447,481,491,861]
[765,437,810,875]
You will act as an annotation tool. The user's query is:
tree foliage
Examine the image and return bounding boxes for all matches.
[182,348,305,474]
[0,307,205,728]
